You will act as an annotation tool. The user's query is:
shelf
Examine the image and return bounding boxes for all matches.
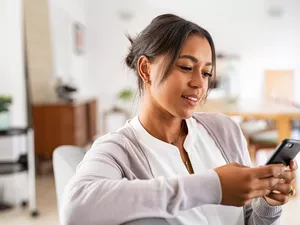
[0,162,27,175]
[0,128,29,137]
[0,203,13,211]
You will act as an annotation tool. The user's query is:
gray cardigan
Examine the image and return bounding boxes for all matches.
[61,113,282,225]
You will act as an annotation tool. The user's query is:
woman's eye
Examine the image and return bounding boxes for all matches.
[202,72,212,77]
[179,66,192,71]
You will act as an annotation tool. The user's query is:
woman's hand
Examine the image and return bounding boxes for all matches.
[263,160,298,206]
[214,163,285,207]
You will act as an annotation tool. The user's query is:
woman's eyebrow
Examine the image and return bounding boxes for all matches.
[178,55,198,63]
[178,55,212,66]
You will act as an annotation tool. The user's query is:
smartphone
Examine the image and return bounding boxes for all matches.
[265,139,300,166]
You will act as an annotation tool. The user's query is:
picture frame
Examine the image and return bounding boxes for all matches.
[73,22,85,55]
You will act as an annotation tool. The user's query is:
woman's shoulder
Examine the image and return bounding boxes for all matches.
[192,112,240,129]
[84,127,153,178]
[192,112,242,140]
[85,133,127,159]
[87,124,142,160]
[193,112,249,165]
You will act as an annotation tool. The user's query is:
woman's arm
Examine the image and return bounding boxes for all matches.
[61,142,222,225]
[238,128,282,225]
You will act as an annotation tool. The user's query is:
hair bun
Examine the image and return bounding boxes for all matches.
[125,52,135,69]
[125,34,136,69]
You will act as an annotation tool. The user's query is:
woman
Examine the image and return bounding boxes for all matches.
[62,14,297,225]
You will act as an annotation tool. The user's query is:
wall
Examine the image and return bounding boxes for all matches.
[24,0,91,101]
[48,0,93,98]
[86,0,152,114]
[86,0,150,132]
[86,0,300,128]
[24,0,57,103]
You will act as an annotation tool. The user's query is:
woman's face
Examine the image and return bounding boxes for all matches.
[147,35,213,119]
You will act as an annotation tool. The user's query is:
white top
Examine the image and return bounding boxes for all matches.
[129,116,244,225]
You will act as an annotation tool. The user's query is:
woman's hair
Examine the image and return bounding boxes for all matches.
[125,13,216,98]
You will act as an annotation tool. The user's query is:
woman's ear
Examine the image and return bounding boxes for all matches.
[137,55,151,84]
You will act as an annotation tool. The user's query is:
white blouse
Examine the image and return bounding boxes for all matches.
[129,116,244,225]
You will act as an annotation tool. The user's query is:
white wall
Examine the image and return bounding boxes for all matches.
[86,0,300,122]
[86,0,157,114]
[48,0,93,98]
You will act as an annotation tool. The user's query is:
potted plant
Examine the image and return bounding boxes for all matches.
[115,88,135,113]
[0,95,13,130]
[103,88,135,133]
[117,88,134,103]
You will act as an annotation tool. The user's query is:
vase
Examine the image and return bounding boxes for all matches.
[0,111,10,131]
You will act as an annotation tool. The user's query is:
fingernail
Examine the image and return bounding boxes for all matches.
[291,189,296,196]
[290,160,298,171]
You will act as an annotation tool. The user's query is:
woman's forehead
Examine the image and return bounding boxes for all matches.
[179,35,212,64]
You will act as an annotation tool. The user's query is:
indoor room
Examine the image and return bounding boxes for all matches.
[1,0,300,224]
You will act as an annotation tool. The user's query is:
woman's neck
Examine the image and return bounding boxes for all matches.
[137,101,185,144]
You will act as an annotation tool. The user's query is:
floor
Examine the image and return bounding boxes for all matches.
[0,174,299,225]
[0,174,59,225]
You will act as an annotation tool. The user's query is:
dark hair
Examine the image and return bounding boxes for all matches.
[125,14,216,99]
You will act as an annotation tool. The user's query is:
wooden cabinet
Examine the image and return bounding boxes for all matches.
[32,98,98,158]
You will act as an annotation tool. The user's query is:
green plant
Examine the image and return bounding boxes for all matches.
[0,95,13,113]
[117,88,134,102]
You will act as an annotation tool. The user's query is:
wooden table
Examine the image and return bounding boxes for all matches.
[196,98,300,145]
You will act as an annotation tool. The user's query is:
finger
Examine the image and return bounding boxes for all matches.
[281,169,296,184]
[251,164,285,179]
[255,177,280,190]
[271,183,293,195]
[265,192,289,204]
[289,160,298,171]
[249,189,272,199]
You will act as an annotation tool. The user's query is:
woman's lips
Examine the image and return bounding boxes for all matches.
[181,95,198,107]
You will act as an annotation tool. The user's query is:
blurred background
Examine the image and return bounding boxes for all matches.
[0,0,300,224]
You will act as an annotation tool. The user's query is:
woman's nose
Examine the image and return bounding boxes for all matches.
[189,72,204,89]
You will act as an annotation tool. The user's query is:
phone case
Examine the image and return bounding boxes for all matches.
[265,139,300,166]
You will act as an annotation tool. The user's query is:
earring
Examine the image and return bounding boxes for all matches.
[145,80,149,83]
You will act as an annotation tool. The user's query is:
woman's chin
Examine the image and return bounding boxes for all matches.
[178,110,194,119]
